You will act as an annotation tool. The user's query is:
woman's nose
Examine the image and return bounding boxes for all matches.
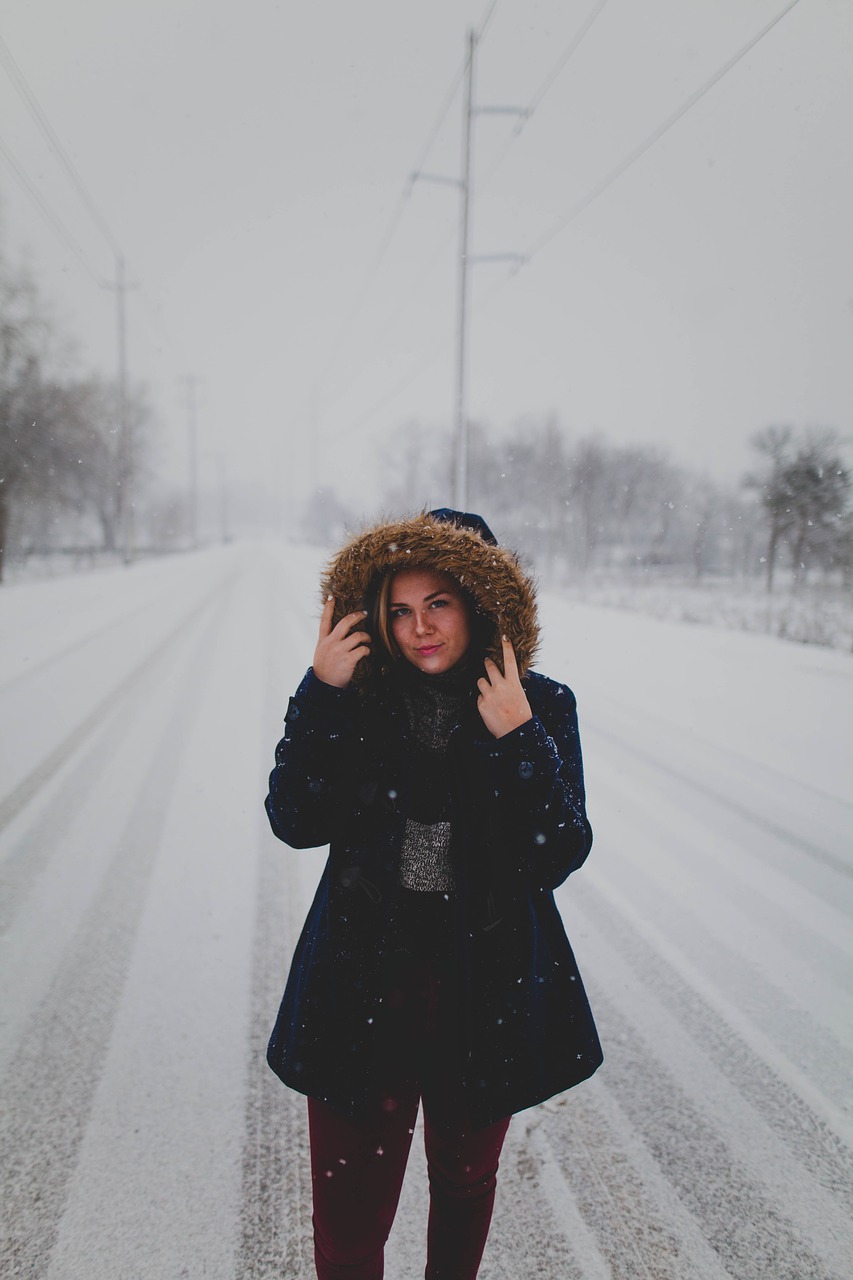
[413,611,433,634]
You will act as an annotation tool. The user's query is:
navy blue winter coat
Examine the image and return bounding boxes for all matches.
[265,667,602,1129]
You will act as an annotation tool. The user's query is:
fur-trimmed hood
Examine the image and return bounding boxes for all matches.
[321,510,539,679]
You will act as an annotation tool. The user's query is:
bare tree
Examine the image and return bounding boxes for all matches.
[747,425,795,591]
[0,254,62,580]
[748,426,851,590]
[58,375,154,552]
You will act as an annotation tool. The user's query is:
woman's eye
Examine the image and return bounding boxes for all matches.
[391,608,409,619]
[430,598,449,609]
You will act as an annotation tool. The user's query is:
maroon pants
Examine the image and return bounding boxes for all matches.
[307,936,510,1279]
[308,1092,510,1280]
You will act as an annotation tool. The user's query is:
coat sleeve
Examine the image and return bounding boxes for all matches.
[265,668,358,849]
[474,676,592,890]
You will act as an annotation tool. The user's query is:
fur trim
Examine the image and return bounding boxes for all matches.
[321,511,539,679]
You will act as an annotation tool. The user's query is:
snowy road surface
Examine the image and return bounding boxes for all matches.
[1,542,851,1280]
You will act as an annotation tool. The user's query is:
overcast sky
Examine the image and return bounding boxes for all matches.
[1,0,851,514]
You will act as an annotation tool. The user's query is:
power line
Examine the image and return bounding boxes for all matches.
[314,0,505,413]
[320,0,805,444]
[526,0,610,119]
[477,0,502,41]
[326,330,453,444]
[524,0,803,262]
[322,263,516,447]
[0,33,122,258]
[319,219,459,416]
[0,135,105,287]
[324,246,521,447]
[314,62,466,396]
[321,0,608,409]
[477,0,610,192]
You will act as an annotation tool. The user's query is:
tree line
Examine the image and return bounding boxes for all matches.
[323,415,852,593]
[3,235,849,594]
[0,242,162,582]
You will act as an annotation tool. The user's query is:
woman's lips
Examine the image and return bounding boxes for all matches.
[416,644,441,656]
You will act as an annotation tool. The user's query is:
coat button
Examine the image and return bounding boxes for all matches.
[518,760,534,780]
[285,698,301,723]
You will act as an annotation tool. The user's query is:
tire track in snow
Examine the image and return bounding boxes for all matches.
[0,579,232,939]
[587,723,853,963]
[236,830,314,1280]
[0,593,155,695]
[0,569,237,839]
[596,834,853,1091]
[476,1115,592,1280]
[531,1086,735,1280]
[588,767,853,1063]
[572,878,853,1189]
[582,990,847,1280]
[568,883,853,1269]
[591,764,853,987]
[525,1097,729,1280]
[0,691,142,936]
[0,607,225,1085]
[0,577,235,1280]
[236,577,314,1280]
[586,720,852,884]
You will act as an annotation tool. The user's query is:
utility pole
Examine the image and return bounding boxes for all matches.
[216,452,230,543]
[453,28,476,511]
[181,375,202,548]
[411,32,526,511]
[103,254,136,563]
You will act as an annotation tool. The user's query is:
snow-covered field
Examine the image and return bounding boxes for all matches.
[1,541,851,1279]
[560,574,853,653]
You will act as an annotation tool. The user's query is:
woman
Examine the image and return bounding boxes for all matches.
[265,508,602,1280]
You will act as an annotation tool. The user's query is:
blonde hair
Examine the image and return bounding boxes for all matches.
[373,572,401,662]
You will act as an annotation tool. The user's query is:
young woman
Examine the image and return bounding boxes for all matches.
[265,509,602,1280]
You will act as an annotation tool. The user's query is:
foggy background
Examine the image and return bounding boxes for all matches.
[1,0,851,612]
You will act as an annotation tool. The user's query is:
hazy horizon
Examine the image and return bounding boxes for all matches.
[2,0,851,513]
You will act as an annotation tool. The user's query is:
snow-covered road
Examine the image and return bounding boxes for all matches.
[1,542,851,1279]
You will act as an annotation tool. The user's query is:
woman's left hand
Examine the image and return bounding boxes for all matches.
[477,636,533,739]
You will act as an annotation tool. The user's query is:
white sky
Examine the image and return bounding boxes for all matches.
[1,0,851,512]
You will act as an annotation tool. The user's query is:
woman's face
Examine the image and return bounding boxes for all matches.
[389,568,473,674]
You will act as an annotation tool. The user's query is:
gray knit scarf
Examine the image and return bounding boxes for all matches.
[393,659,476,893]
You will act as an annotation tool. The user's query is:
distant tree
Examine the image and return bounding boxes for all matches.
[58,375,154,552]
[680,475,721,579]
[565,435,608,573]
[0,252,64,580]
[747,426,794,591]
[748,426,851,590]
[717,488,762,578]
[568,440,684,573]
[466,416,573,576]
[0,236,164,576]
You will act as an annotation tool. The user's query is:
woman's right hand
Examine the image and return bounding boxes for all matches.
[312,596,371,688]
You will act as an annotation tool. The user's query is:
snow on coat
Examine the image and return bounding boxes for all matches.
[265,511,603,1128]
